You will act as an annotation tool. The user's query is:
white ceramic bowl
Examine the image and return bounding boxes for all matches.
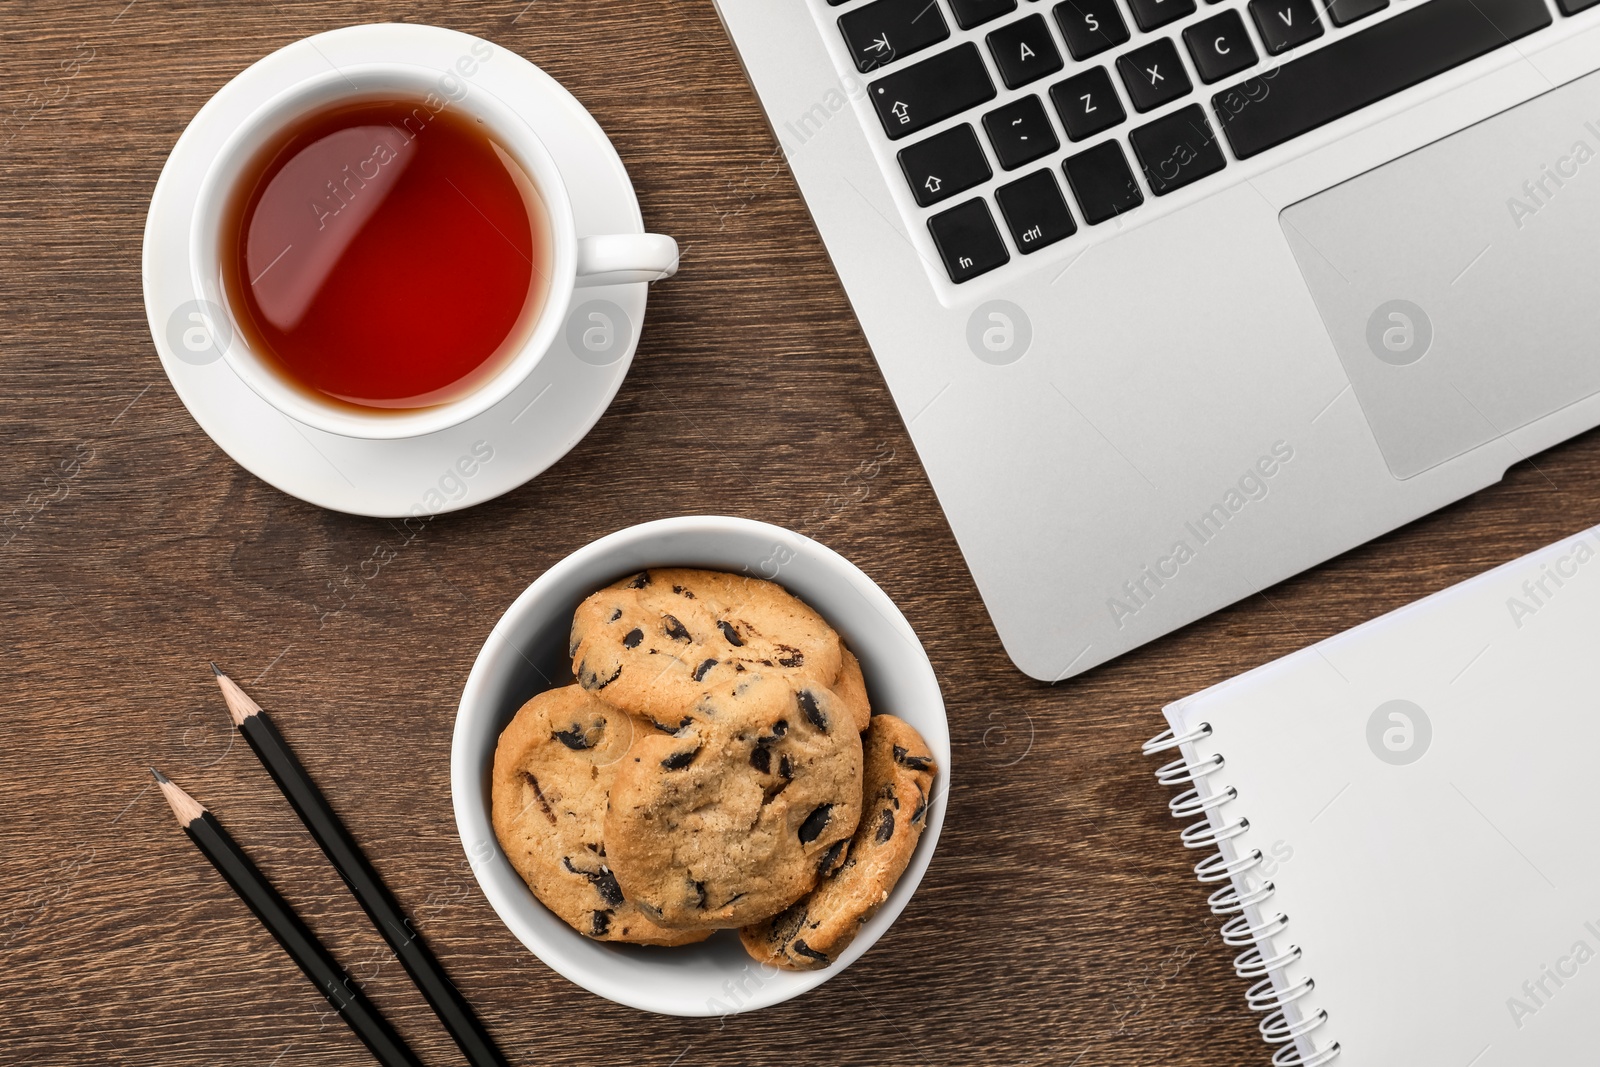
[451,516,950,1016]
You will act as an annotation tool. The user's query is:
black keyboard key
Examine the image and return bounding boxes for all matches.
[1129,103,1226,194]
[1050,66,1126,140]
[1117,38,1193,112]
[1249,0,1324,54]
[838,0,951,73]
[1053,0,1131,59]
[1326,0,1388,25]
[1558,0,1600,13]
[870,43,998,140]
[948,0,1018,28]
[1062,141,1144,223]
[1215,0,1551,159]
[1125,0,1197,31]
[983,95,1061,169]
[995,170,1077,250]
[899,124,993,206]
[928,199,1010,281]
[1184,10,1258,82]
[987,14,1066,88]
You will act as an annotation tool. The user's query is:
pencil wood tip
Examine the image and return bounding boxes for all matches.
[153,771,206,825]
[214,668,262,725]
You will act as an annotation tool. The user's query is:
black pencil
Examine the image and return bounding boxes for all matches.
[212,665,508,1067]
[151,769,424,1067]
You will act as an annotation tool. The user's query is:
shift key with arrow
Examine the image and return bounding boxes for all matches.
[838,0,951,72]
[898,123,993,207]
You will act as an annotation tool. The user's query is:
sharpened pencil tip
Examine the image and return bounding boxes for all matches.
[213,667,263,724]
[210,661,223,677]
[152,770,206,825]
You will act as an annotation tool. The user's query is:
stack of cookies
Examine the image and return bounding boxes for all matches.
[490,568,937,969]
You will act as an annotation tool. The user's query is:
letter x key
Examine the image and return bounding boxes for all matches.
[1116,39,1192,111]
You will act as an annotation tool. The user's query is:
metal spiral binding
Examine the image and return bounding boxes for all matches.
[1146,724,1342,1067]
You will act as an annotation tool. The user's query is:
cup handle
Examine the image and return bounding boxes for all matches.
[574,233,679,287]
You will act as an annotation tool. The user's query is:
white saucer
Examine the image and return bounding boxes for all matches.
[142,24,652,518]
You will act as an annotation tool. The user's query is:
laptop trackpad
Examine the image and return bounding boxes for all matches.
[1280,70,1600,479]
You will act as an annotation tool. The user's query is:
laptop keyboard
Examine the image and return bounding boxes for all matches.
[821,0,1575,283]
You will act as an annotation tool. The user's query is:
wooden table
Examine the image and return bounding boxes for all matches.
[4,2,1596,1064]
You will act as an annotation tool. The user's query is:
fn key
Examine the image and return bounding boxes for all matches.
[929,199,1010,282]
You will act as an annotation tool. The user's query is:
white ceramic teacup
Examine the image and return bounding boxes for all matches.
[190,59,677,441]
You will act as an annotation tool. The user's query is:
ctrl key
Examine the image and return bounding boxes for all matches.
[995,170,1076,252]
[928,199,1010,282]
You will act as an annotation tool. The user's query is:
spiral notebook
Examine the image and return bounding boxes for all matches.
[1146,526,1600,1067]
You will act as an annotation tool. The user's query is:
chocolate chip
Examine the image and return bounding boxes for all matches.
[792,939,829,962]
[875,808,895,843]
[552,720,601,750]
[770,719,789,737]
[661,747,700,770]
[662,615,691,642]
[798,690,828,732]
[521,772,557,826]
[893,745,933,772]
[562,858,624,907]
[778,755,793,780]
[769,904,808,944]
[609,608,623,622]
[717,620,744,646]
[578,661,623,691]
[692,658,717,681]
[750,746,772,774]
[775,644,805,668]
[622,628,643,649]
[591,910,612,937]
[672,584,695,598]
[798,804,832,844]
[816,839,846,877]
[652,716,693,736]
[627,571,651,588]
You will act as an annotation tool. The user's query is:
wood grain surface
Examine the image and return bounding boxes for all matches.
[3,2,1598,1065]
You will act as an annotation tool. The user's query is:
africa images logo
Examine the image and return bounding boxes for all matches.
[1106,441,1294,629]
[1504,531,1600,629]
[1365,700,1432,766]
[1506,920,1600,1030]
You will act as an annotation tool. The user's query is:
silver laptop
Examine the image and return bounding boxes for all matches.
[714,0,1600,682]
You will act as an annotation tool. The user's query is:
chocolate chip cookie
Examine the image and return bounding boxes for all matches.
[604,674,864,928]
[568,568,845,723]
[739,713,935,969]
[833,648,872,734]
[491,685,711,947]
